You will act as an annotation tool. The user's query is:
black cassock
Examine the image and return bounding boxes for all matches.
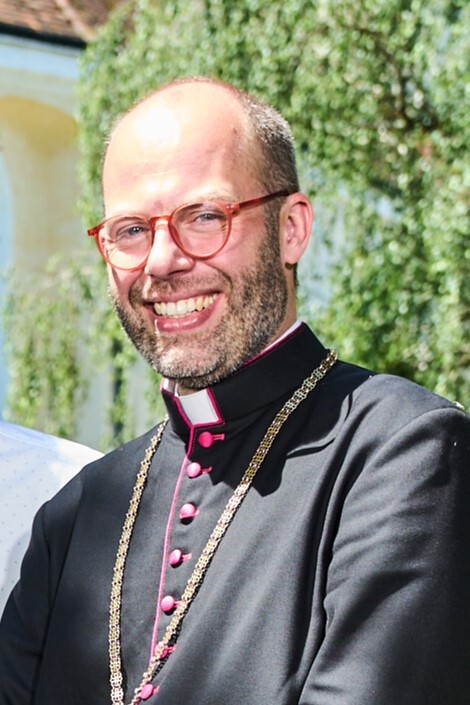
[1,324,469,705]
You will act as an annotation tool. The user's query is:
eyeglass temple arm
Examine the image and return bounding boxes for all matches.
[229,190,290,214]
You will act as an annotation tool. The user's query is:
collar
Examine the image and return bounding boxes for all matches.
[161,323,328,438]
[162,321,303,425]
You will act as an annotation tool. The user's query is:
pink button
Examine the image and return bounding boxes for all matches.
[141,683,156,700]
[179,503,198,520]
[161,595,176,613]
[198,431,214,448]
[198,431,225,448]
[186,462,202,478]
[169,548,183,566]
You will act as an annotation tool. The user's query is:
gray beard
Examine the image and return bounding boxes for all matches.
[112,224,289,390]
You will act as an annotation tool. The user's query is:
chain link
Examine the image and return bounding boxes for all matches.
[109,350,337,704]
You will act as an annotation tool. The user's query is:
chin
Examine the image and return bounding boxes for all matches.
[154,357,224,389]
[151,340,244,389]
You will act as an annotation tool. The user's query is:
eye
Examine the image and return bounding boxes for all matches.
[179,204,227,231]
[110,218,151,242]
[196,209,224,222]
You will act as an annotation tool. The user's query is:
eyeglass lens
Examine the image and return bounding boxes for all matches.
[99,202,231,267]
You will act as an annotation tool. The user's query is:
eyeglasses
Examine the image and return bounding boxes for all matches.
[87,190,289,271]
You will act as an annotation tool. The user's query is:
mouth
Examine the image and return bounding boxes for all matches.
[153,294,218,318]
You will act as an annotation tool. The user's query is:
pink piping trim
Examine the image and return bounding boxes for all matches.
[149,403,224,659]
[150,387,225,659]
[205,387,223,425]
[242,323,305,368]
[149,454,189,659]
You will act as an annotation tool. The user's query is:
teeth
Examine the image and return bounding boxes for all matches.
[154,294,217,317]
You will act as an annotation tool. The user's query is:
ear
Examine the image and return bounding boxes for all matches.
[279,192,313,265]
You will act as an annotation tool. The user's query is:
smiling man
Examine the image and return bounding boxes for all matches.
[101,80,306,391]
[0,78,469,705]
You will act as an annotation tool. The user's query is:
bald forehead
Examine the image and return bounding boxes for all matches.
[108,82,249,156]
[149,81,242,114]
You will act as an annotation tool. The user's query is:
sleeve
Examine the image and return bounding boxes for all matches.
[0,480,81,705]
[300,406,470,705]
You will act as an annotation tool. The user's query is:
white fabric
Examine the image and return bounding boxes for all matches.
[0,421,102,612]
[175,388,220,426]
[163,320,304,425]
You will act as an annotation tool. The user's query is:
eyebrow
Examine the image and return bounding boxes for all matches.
[190,190,239,203]
[103,191,242,220]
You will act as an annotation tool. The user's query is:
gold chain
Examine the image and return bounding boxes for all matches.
[109,349,337,705]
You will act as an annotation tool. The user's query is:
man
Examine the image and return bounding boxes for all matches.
[0,77,468,705]
[0,420,102,612]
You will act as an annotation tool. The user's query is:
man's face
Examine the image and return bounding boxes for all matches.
[103,86,294,391]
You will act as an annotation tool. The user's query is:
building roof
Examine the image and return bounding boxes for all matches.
[0,0,122,47]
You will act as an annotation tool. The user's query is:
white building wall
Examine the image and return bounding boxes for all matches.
[0,32,84,427]
[0,156,13,411]
[0,33,79,113]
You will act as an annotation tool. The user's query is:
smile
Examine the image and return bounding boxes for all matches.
[153,294,217,317]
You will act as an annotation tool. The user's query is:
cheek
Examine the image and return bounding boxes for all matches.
[107,266,137,301]
[215,229,262,274]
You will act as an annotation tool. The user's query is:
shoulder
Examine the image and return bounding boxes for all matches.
[0,422,103,552]
[37,423,164,535]
[329,360,467,425]
[0,420,102,480]
[350,370,468,436]
[318,362,469,474]
[322,368,470,551]
[330,368,470,503]
[14,424,164,581]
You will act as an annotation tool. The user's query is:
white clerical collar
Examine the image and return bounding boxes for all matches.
[162,320,303,426]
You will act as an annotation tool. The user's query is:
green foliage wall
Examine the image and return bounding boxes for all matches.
[4,0,468,446]
[78,0,469,403]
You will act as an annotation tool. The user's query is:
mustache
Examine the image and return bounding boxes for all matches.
[130,273,232,303]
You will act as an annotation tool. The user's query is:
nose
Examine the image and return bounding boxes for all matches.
[143,217,194,277]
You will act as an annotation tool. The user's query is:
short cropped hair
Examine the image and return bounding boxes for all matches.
[233,88,300,195]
